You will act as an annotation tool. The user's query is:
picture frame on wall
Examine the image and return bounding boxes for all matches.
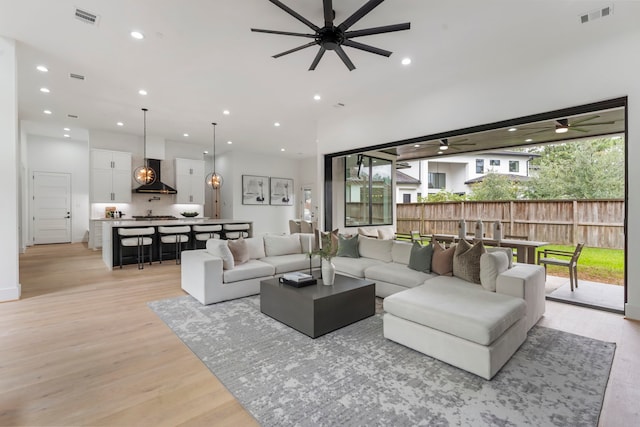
[270,177,294,206]
[242,175,269,205]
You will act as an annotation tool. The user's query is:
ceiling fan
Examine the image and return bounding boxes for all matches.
[251,0,411,71]
[524,115,616,136]
[390,137,476,160]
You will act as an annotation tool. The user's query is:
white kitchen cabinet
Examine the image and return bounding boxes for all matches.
[175,158,205,204]
[91,150,132,203]
[89,219,104,250]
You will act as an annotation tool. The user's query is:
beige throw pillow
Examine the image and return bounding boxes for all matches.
[452,240,486,284]
[228,238,250,265]
[431,242,455,276]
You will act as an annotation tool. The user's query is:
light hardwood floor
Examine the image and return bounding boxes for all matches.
[2,243,639,426]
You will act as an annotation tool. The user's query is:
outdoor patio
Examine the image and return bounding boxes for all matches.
[545,275,624,314]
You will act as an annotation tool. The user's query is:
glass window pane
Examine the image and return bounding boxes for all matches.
[476,159,484,174]
[509,160,519,172]
[345,155,392,226]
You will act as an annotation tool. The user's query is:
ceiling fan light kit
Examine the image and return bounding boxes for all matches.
[251,0,410,71]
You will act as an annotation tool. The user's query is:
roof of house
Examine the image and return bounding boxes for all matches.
[396,171,420,185]
[464,173,532,185]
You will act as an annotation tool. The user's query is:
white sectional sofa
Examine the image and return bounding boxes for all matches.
[181,232,545,379]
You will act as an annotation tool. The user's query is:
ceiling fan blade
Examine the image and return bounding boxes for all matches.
[309,46,327,70]
[323,0,334,26]
[345,22,411,38]
[571,121,616,127]
[523,129,550,136]
[570,114,600,125]
[334,45,356,71]
[272,41,317,58]
[342,40,391,57]
[450,138,469,144]
[569,127,590,133]
[251,28,316,38]
[338,0,385,31]
[267,0,320,31]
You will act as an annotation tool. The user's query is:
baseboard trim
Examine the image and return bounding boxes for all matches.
[624,303,640,321]
[0,283,21,302]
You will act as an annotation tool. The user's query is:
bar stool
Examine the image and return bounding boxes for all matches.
[118,227,155,269]
[192,224,222,249]
[223,223,250,240]
[158,225,191,264]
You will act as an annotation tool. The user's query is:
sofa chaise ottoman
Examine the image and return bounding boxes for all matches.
[383,276,528,380]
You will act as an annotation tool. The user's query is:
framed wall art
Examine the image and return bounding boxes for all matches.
[270,177,294,206]
[242,175,269,205]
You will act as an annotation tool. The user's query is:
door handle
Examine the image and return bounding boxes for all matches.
[65,215,71,219]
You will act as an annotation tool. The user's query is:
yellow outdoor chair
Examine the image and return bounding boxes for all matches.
[537,243,585,291]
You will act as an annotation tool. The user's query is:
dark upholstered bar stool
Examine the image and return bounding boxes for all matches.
[158,225,191,264]
[118,227,155,269]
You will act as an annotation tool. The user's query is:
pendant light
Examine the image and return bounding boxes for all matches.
[206,122,223,189]
[134,108,157,185]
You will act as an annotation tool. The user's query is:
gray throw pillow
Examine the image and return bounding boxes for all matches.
[408,242,433,273]
[452,239,486,284]
[336,234,360,258]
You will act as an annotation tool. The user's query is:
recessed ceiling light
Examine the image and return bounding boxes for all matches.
[203,150,209,154]
[63,134,70,138]
[116,122,124,127]
[43,110,52,115]
[223,110,230,115]
[36,65,48,72]
[63,127,70,131]
[525,138,533,142]
[280,148,285,152]
[401,58,412,66]
[508,127,517,132]
[227,141,233,145]
[414,144,420,148]
[138,89,147,95]
[130,31,144,40]
[274,122,281,127]
[437,151,443,155]
[40,87,50,93]
[313,94,321,101]
[183,133,189,137]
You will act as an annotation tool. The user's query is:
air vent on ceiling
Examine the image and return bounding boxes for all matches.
[580,5,613,24]
[74,8,100,25]
[69,73,85,81]
[67,114,79,119]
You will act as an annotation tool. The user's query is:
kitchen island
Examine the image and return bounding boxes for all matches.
[102,218,253,270]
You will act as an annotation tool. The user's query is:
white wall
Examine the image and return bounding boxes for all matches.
[0,36,20,301]
[27,135,90,243]
[317,28,640,318]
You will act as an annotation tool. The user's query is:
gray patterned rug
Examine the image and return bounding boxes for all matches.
[148,295,615,427]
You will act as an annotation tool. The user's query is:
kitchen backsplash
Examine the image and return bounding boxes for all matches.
[91,193,204,219]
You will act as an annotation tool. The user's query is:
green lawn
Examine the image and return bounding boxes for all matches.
[535,245,624,285]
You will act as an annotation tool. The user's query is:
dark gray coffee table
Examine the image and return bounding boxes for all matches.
[260,274,375,338]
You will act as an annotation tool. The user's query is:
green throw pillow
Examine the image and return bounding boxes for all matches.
[408,242,433,273]
[336,234,360,258]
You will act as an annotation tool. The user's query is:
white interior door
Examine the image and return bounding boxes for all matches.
[33,172,72,244]
[301,184,315,222]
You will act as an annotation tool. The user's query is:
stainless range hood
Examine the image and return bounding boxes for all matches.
[134,159,177,194]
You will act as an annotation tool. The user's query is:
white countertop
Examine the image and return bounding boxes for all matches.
[104,218,251,227]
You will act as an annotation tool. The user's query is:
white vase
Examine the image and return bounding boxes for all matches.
[321,260,336,286]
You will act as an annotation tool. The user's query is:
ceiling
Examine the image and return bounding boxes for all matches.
[0,0,635,158]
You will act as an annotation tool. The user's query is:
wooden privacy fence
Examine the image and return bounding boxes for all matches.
[396,199,625,249]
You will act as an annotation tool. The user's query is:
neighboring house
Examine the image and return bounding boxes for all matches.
[396,151,538,202]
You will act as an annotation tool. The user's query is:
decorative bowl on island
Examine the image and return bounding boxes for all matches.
[180,212,199,217]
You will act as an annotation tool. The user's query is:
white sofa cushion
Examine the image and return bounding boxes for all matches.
[223,259,275,283]
[331,256,379,278]
[383,277,526,346]
[365,262,436,288]
[297,233,315,254]
[358,236,393,262]
[357,226,379,239]
[487,247,514,269]
[244,237,266,259]
[264,234,301,256]
[480,251,510,292]
[261,253,320,274]
[391,240,412,265]
[377,226,395,240]
[206,239,234,270]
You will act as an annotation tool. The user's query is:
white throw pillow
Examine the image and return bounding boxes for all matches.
[244,237,266,259]
[487,247,514,269]
[264,234,301,257]
[480,251,510,292]
[206,239,235,270]
[358,236,393,262]
[377,226,395,240]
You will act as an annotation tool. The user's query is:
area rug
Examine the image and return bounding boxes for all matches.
[148,296,615,427]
